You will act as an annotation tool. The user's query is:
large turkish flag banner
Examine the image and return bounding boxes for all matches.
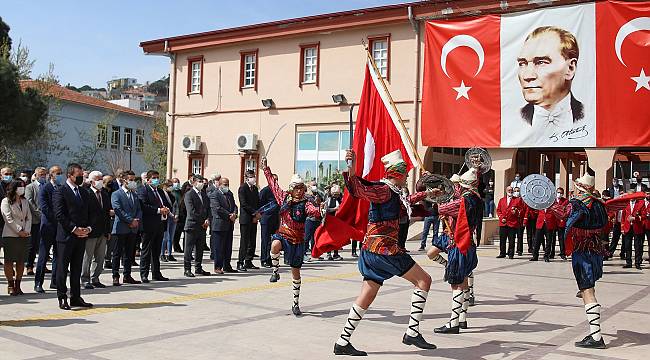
[421,15,501,147]
[596,0,650,146]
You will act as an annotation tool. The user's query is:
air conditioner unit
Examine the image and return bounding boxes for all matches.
[236,134,258,151]
[181,135,201,152]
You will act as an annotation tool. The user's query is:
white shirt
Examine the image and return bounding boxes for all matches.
[506,196,512,206]
[531,92,573,139]
[194,187,203,204]
[510,180,522,189]
[66,179,91,234]
[630,200,636,213]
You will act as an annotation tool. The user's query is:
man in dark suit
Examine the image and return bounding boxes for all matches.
[53,163,96,310]
[209,177,238,273]
[111,170,142,286]
[633,172,648,193]
[81,171,112,289]
[137,170,171,283]
[238,170,260,271]
[34,165,63,293]
[258,173,279,268]
[184,175,211,277]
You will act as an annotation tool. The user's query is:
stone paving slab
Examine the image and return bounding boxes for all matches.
[1,238,648,360]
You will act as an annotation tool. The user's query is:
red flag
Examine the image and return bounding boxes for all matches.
[421,15,501,147]
[596,0,650,146]
[312,59,415,258]
[453,198,471,255]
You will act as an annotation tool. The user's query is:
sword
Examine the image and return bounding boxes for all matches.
[265,122,287,157]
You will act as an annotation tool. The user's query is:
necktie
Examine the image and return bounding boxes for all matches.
[96,191,103,207]
[152,187,163,207]
[73,187,81,202]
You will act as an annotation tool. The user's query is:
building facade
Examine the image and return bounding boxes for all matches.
[22,81,154,175]
[140,0,648,203]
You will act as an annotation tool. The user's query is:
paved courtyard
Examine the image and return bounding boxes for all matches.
[1,229,649,360]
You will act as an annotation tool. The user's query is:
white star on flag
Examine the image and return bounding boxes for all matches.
[453,80,471,100]
[631,68,650,92]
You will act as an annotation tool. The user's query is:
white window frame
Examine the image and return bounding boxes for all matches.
[190,61,201,94]
[96,124,107,149]
[123,128,133,150]
[111,126,120,149]
[135,129,145,153]
[371,38,389,78]
[303,47,317,84]
[295,130,349,183]
[192,158,202,176]
[243,53,256,88]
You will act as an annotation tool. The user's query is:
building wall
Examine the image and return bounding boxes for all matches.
[47,101,152,174]
[170,23,421,188]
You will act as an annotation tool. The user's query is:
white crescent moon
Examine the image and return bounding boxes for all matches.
[440,34,485,78]
[615,17,650,67]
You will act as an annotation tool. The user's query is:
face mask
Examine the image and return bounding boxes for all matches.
[220,186,229,193]
[489,181,494,186]
[513,191,520,197]
[37,176,46,185]
[55,174,65,185]
[507,192,513,198]
[514,176,520,181]
[150,178,160,187]
[310,186,317,192]
[247,178,256,186]
[637,178,643,183]
[16,187,25,196]
[195,182,205,191]
[74,175,84,186]
[94,180,104,189]
[19,176,28,183]
[2,175,13,182]
[172,183,180,190]
[127,181,138,190]
[557,193,563,199]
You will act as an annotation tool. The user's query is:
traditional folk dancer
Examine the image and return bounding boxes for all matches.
[261,158,321,317]
[551,174,609,349]
[432,168,482,334]
[333,150,440,356]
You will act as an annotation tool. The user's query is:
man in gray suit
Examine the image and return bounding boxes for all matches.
[184,175,211,277]
[110,170,142,286]
[25,167,47,275]
[209,177,238,274]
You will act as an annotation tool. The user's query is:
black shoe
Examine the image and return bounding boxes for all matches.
[576,291,582,298]
[152,274,169,281]
[418,246,425,252]
[529,257,539,261]
[26,268,35,276]
[49,282,57,289]
[236,263,247,272]
[244,262,259,270]
[84,282,95,290]
[508,256,514,260]
[195,269,211,276]
[459,321,468,329]
[34,284,45,293]
[123,276,141,284]
[351,252,358,258]
[635,264,642,270]
[70,297,93,308]
[516,252,523,256]
[292,304,302,316]
[223,267,238,273]
[113,278,121,286]
[333,343,367,356]
[574,335,606,349]
[253,254,259,258]
[261,262,271,268]
[173,246,183,253]
[141,277,150,283]
[623,264,632,269]
[402,333,436,349]
[434,324,460,334]
[270,273,280,283]
[104,261,112,269]
[184,271,195,277]
[160,255,168,262]
[560,255,567,260]
[92,282,106,288]
[167,255,177,262]
[469,296,475,306]
[544,257,550,263]
[496,255,506,259]
[58,298,71,310]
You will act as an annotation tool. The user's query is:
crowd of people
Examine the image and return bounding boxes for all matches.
[0,163,349,309]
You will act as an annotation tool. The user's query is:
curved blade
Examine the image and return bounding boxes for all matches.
[265,122,288,157]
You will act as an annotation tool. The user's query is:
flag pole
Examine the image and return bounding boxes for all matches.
[365,48,425,170]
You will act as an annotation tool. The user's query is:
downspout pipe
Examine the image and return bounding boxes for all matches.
[408,6,422,191]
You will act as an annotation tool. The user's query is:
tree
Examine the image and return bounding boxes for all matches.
[9,41,35,80]
[148,75,169,97]
[142,111,168,176]
[0,17,49,166]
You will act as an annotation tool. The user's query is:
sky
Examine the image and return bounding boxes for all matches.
[2,0,402,89]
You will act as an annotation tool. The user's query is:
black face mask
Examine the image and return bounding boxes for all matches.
[74,175,84,186]
[637,178,643,183]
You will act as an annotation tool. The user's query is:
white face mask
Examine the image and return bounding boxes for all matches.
[94,180,104,189]
[19,176,28,183]
[513,191,520,197]
[507,192,513,198]
[127,181,138,190]
[557,193,563,199]
[310,186,317,192]
[195,182,205,191]
[247,177,256,186]
[220,186,229,193]
[16,187,25,196]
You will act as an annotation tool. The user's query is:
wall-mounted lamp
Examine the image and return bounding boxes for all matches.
[261,99,275,109]
[332,94,347,104]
